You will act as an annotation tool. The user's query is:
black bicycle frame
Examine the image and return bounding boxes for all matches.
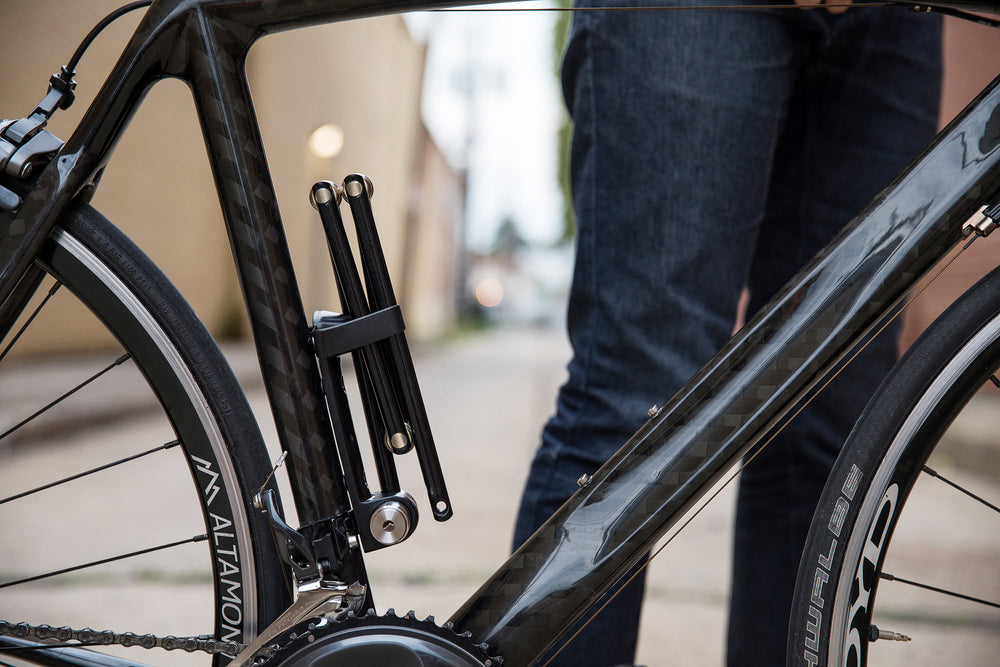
[2,1,1000,665]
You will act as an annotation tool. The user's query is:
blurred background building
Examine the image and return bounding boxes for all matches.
[1,2,1000,357]
[0,1,464,354]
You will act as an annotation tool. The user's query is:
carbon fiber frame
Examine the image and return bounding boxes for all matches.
[1,1,1000,664]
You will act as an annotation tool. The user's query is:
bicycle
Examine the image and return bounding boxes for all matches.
[1,1,999,665]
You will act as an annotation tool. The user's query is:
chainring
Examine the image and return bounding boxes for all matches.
[248,608,502,667]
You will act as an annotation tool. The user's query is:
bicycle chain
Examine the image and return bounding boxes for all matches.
[0,619,245,656]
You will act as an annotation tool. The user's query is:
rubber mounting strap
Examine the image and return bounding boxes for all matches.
[312,306,405,359]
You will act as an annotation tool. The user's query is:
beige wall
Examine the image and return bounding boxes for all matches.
[405,125,464,339]
[1,2,233,354]
[0,3,460,355]
[250,16,431,320]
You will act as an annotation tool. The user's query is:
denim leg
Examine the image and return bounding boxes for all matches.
[727,10,942,667]
[514,4,942,666]
[513,4,804,664]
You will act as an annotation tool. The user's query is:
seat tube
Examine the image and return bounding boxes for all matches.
[186,18,351,529]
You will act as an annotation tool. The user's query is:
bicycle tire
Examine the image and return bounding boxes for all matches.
[787,262,1000,666]
[0,201,288,664]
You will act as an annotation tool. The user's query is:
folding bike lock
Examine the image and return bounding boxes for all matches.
[308,175,452,554]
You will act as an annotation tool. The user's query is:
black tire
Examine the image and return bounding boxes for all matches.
[0,202,288,663]
[788,264,1000,666]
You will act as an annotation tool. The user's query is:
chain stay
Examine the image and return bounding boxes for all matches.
[0,619,244,656]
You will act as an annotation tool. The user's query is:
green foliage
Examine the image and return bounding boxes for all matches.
[553,0,576,245]
[492,216,527,260]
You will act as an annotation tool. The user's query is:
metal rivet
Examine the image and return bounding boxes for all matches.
[345,179,364,197]
[385,429,413,454]
[344,174,374,198]
[309,180,342,209]
[370,501,411,545]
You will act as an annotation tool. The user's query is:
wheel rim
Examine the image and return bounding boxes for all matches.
[828,313,1000,666]
[0,229,260,665]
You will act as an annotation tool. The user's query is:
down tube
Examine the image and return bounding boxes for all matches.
[451,77,1000,665]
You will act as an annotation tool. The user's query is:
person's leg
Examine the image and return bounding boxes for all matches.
[726,9,942,666]
[513,3,802,663]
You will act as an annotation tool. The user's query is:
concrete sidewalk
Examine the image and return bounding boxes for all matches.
[2,325,999,665]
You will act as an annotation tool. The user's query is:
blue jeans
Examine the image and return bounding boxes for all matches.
[512,3,941,665]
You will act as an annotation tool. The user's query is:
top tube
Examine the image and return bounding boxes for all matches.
[147,0,1000,31]
[148,0,507,35]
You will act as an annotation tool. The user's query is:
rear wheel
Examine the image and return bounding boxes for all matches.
[0,203,288,665]
[788,265,1000,665]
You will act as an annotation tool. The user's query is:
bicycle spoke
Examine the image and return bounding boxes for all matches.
[0,440,181,507]
[922,465,1000,515]
[0,353,132,442]
[0,282,61,365]
[879,571,1000,611]
[0,534,208,590]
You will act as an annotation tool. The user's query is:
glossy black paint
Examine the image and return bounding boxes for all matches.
[450,75,1000,665]
[1,1,1000,666]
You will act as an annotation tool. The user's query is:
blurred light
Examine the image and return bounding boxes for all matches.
[308,123,345,159]
[475,278,504,308]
